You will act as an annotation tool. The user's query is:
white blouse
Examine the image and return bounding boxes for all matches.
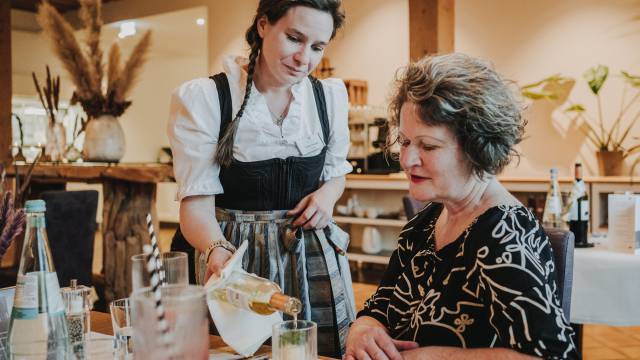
[168,56,353,201]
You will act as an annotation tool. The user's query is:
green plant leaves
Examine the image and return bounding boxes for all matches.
[520,75,574,100]
[621,71,640,88]
[565,104,586,113]
[583,65,609,94]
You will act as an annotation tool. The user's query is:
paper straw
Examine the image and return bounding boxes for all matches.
[143,244,172,352]
[146,213,165,284]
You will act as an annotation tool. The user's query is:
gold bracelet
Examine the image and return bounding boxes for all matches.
[204,239,236,264]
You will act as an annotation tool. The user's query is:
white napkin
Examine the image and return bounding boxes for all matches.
[205,241,282,357]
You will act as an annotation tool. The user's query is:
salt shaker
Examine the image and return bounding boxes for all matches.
[61,279,92,356]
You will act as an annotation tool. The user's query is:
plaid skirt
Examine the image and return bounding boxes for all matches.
[197,208,356,358]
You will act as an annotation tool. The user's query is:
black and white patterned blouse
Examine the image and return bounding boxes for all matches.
[358,203,578,359]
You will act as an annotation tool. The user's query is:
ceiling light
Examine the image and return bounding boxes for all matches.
[118,21,137,38]
[196,18,205,26]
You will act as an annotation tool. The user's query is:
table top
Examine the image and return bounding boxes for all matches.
[90,311,335,359]
[90,311,269,358]
[571,241,640,326]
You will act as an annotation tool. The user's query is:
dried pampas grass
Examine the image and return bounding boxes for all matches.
[79,0,104,93]
[36,0,152,118]
[115,30,151,102]
[36,1,95,99]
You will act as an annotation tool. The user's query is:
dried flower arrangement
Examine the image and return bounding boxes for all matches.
[36,0,152,119]
[0,182,26,262]
[32,65,68,162]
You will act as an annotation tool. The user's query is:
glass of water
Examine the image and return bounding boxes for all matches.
[131,284,209,359]
[130,251,189,291]
[272,320,317,360]
[110,298,133,357]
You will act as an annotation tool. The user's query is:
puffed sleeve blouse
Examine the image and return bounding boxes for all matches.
[358,203,579,359]
[167,55,352,201]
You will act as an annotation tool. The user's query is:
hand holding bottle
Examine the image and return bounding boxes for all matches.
[205,247,234,282]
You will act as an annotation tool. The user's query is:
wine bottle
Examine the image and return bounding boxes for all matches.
[211,269,302,317]
[542,167,564,228]
[566,163,593,247]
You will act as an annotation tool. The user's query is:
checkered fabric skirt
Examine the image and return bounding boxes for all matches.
[199,208,356,358]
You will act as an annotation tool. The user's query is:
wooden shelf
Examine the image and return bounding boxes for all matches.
[334,216,406,227]
[348,246,393,264]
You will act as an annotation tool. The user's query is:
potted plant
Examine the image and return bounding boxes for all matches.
[522,65,640,176]
[36,0,152,162]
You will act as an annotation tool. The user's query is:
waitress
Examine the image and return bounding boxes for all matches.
[167,0,355,357]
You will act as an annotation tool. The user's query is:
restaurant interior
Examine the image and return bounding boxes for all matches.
[2,0,640,359]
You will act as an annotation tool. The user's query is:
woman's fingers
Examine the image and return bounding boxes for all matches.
[391,339,419,351]
[376,337,404,360]
[355,349,373,360]
[365,340,391,360]
[207,247,233,276]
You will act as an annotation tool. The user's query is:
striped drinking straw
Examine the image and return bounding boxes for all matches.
[143,244,172,353]
[146,213,165,284]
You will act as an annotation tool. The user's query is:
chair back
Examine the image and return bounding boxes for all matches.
[42,190,99,288]
[544,227,575,320]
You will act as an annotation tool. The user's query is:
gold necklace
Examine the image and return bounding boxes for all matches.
[269,91,293,127]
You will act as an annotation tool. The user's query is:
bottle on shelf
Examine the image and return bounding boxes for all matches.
[564,163,594,247]
[210,269,302,317]
[542,167,565,229]
[8,200,69,357]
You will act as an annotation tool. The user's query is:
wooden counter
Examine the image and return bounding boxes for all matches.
[8,162,174,303]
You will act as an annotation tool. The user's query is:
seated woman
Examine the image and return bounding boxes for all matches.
[345,53,578,360]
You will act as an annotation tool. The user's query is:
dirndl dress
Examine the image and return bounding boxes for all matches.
[171,73,356,358]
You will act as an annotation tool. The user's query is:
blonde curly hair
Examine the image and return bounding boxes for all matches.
[387,53,526,177]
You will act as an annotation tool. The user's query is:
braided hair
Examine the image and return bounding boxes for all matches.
[215,0,345,167]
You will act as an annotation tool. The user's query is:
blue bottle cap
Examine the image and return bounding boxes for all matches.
[25,200,46,213]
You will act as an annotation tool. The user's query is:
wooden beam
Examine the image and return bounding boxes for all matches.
[409,0,455,61]
[0,0,11,165]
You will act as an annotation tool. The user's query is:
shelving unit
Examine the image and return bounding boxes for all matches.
[334,216,405,227]
[338,173,640,265]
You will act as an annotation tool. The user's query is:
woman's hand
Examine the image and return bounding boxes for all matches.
[344,318,419,360]
[204,247,233,282]
[288,176,346,230]
[288,190,335,230]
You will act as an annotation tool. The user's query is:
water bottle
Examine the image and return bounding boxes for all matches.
[8,200,69,358]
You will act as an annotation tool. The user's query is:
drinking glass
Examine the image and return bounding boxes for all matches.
[110,298,134,357]
[272,320,317,360]
[130,251,188,291]
[131,284,208,359]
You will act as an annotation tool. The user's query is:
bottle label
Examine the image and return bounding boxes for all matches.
[12,274,38,319]
[45,272,65,315]
[568,199,589,221]
[545,196,561,214]
[225,288,252,311]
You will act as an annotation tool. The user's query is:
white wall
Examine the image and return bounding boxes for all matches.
[326,0,410,107]
[456,0,640,176]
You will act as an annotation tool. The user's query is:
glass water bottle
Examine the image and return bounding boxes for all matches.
[542,167,564,228]
[8,200,69,358]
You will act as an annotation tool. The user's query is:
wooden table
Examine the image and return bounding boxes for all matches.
[90,311,269,357]
[90,311,335,359]
[8,162,174,303]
